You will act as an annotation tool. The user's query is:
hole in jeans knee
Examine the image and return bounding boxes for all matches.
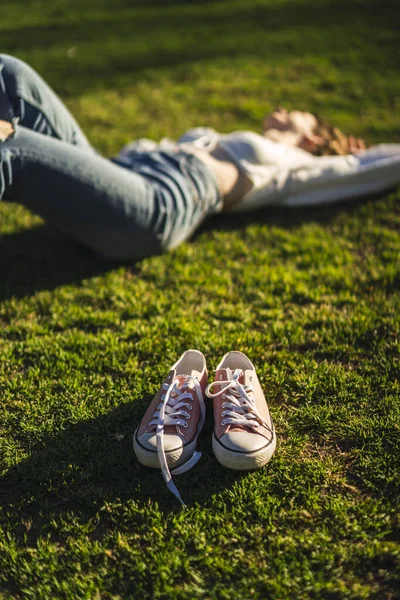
[0,119,15,142]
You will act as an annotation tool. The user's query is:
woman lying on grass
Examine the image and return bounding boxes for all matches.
[1,54,399,261]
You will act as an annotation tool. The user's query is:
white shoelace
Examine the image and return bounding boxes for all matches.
[206,368,272,432]
[150,376,205,506]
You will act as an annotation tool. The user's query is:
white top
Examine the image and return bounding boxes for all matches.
[118,128,400,212]
[178,128,400,211]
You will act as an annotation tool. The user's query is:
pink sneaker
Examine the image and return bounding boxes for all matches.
[206,351,276,470]
[133,350,207,505]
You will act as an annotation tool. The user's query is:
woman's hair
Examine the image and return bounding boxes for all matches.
[313,118,366,156]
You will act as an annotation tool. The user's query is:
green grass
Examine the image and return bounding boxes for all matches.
[1,0,400,598]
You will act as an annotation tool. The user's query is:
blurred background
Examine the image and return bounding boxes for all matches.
[1,0,399,158]
[1,3,400,597]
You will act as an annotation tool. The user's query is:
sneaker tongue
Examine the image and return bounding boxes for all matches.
[215,368,244,383]
[174,374,191,386]
[214,368,254,434]
[168,374,196,408]
[162,374,193,437]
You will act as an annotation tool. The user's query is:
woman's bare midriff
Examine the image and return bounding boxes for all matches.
[181,143,253,209]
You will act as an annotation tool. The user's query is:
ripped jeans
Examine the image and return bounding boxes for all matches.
[0,54,221,260]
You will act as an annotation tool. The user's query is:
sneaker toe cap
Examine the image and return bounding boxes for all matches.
[136,432,184,453]
[219,431,270,453]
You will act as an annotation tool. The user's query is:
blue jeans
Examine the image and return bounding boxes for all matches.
[0,54,221,260]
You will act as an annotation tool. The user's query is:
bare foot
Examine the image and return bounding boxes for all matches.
[0,119,14,141]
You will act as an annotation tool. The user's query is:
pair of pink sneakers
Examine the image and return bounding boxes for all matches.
[133,350,276,505]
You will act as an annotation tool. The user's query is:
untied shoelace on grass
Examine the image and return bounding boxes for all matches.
[150,376,205,506]
[206,368,272,432]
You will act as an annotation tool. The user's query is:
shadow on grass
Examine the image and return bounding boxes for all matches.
[0,224,120,301]
[0,192,390,301]
[0,400,242,540]
[194,193,381,238]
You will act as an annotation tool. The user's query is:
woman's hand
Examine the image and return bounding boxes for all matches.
[262,109,367,156]
[348,135,366,154]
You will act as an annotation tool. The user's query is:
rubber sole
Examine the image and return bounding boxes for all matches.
[212,431,276,470]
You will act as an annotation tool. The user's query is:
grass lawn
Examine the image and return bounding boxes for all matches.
[1,0,400,597]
